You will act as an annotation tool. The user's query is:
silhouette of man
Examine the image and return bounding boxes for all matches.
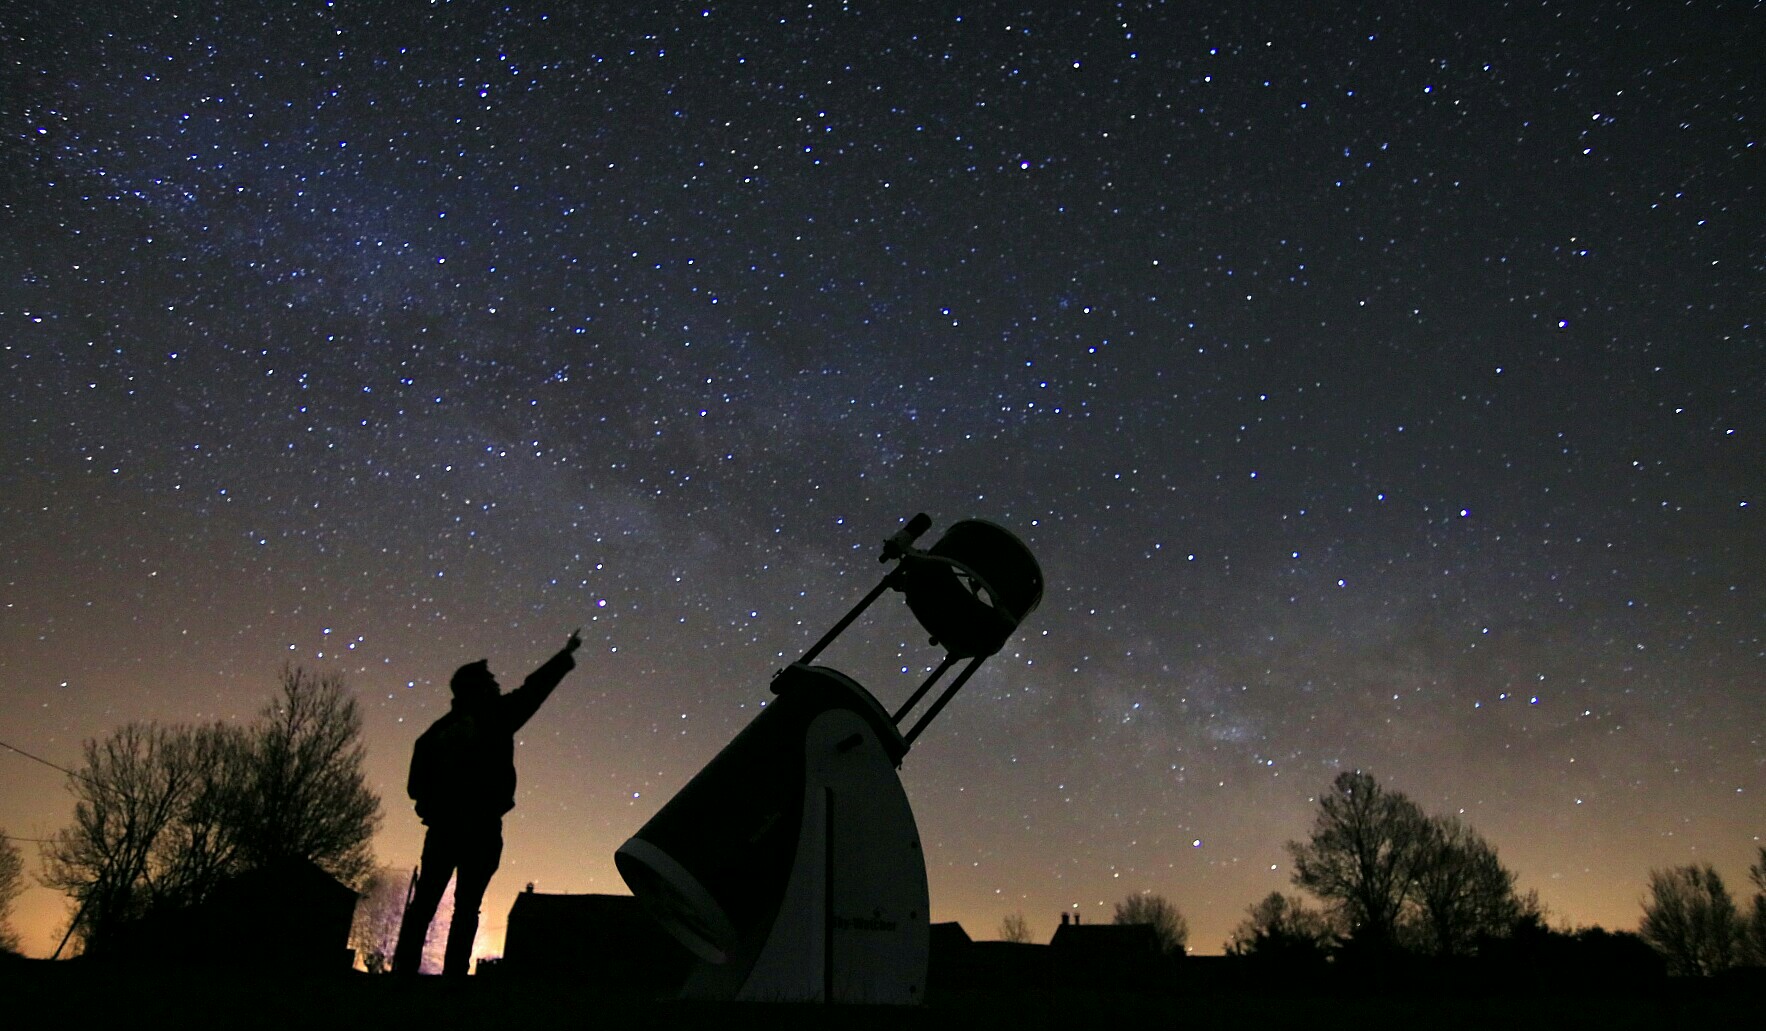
[393,630,582,976]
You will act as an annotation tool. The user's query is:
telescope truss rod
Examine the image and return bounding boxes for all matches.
[891,654,959,725]
[901,655,989,746]
[795,571,899,668]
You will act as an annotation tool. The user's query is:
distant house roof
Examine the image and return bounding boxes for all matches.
[1049,921,1166,955]
[929,921,971,948]
[498,890,694,991]
[930,937,1055,993]
[1046,921,1177,991]
[104,858,357,971]
[927,919,1180,995]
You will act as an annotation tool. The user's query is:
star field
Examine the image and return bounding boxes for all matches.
[2,1,1760,959]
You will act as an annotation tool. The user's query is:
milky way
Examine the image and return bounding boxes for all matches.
[2,1,1759,959]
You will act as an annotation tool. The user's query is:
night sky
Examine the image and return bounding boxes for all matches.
[3,1,1760,962]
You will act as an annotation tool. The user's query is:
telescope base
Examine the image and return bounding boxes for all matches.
[678,705,930,1004]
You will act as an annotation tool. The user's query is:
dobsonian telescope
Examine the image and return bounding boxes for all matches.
[615,513,1043,1003]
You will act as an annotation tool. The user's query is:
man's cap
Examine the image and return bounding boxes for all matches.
[450,659,494,695]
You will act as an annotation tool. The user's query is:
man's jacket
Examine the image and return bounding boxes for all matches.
[408,648,575,825]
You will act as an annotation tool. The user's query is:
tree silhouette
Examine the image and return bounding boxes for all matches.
[42,667,380,954]
[142,724,254,910]
[234,666,379,886]
[1113,892,1188,954]
[1287,770,1432,949]
[41,722,216,952]
[997,911,1034,944]
[0,831,23,953]
[1640,862,1741,976]
[1745,847,1766,967]
[1225,891,1337,961]
[350,865,414,973]
[1409,815,1529,956]
[1287,771,1529,956]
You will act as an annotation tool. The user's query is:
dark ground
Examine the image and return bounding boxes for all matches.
[3,958,1759,1030]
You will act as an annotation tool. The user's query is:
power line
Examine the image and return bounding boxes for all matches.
[0,738,77,778]
[0,740,70,843]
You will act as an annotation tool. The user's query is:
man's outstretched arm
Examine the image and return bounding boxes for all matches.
[501,628,582,731]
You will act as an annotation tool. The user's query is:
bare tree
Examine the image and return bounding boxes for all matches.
[998,911,1034,944]
[1113,892,1189,955]
[1287,770,1432,949]
[1408,815,1526,956]
[0,831,24,954]
[1639,863,1740,976]
[1226,891,1337,959]
[43,667,381,954]
[234,666,380,888]
[1745,847,1766,967]
[141,723,253,910]
[41,723,205,953]
[350,865,414,973]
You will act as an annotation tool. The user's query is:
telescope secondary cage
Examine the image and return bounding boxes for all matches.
[613,514,1043,1003]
